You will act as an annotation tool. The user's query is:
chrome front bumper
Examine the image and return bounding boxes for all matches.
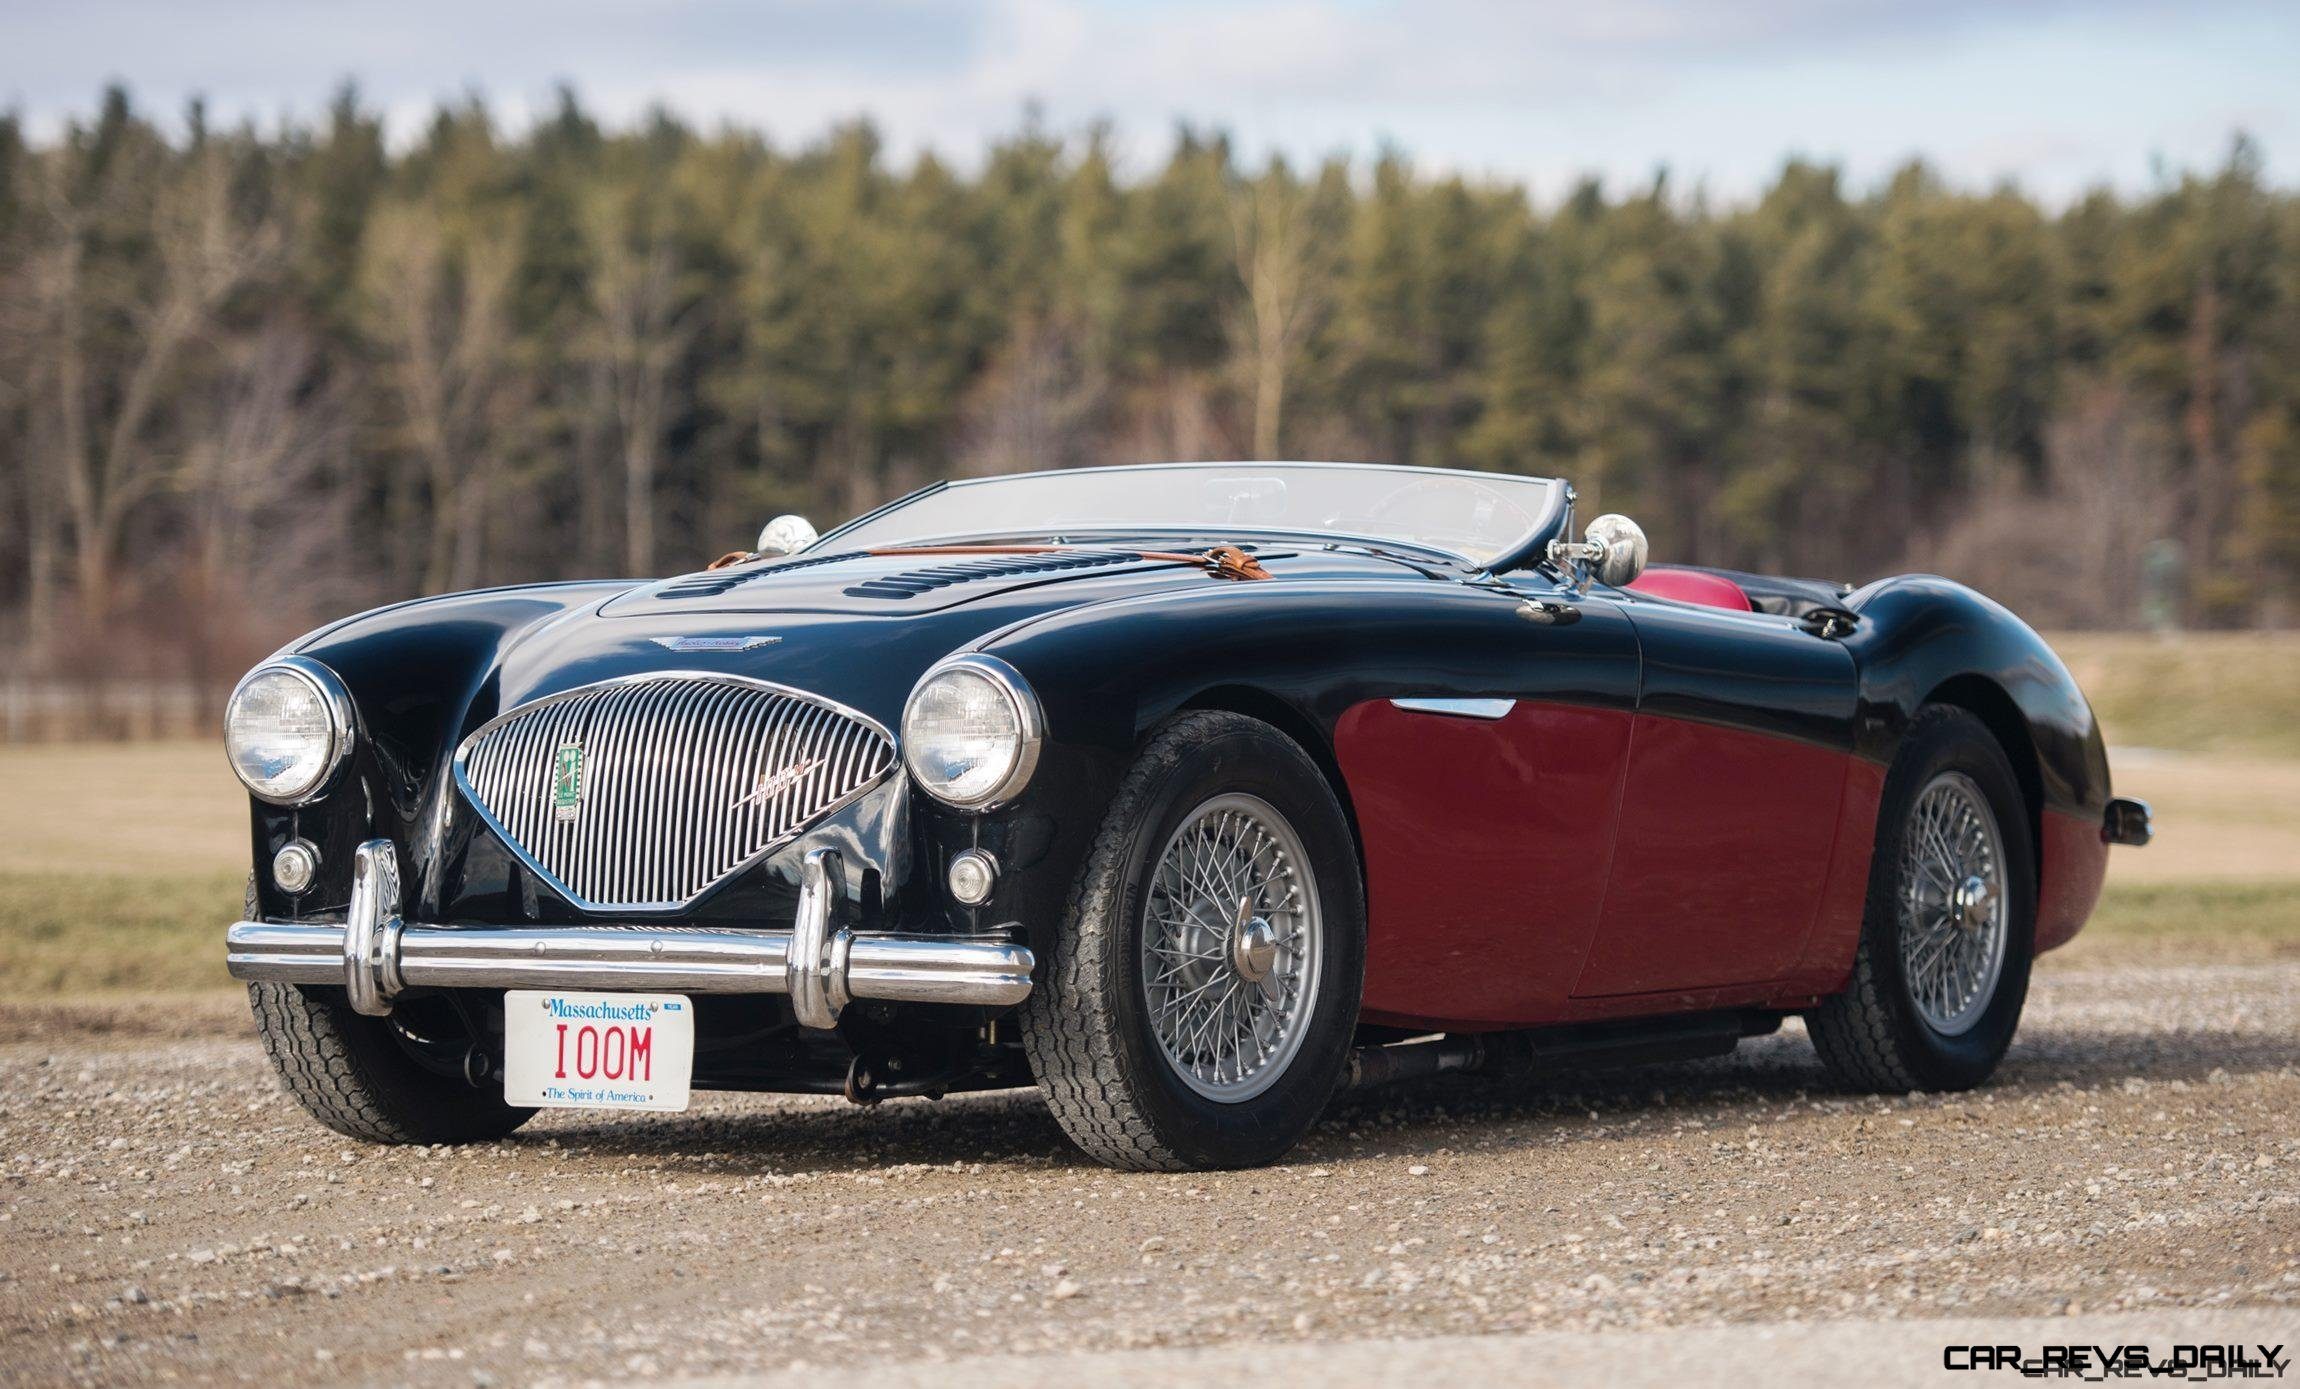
[225,840,1035,1030]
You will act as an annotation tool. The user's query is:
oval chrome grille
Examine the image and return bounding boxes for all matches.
[453,674,895,912]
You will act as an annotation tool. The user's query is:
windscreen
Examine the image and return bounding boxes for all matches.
[821,463,1562,565]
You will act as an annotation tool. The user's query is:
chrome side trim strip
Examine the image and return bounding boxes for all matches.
[1388,697,1516,720]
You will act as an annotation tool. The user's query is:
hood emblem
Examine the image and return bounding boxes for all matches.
[650,635,782,653]
[732,757,826,811]
[551,743,585,823]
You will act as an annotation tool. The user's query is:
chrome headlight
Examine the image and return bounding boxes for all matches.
[225,657,354,804]
[901,654,1043,809]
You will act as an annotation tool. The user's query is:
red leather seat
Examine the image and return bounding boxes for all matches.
[1625,566,1752,612]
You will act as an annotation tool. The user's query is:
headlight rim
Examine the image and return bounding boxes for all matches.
[225,655,356,806]
[901,653,1044,811]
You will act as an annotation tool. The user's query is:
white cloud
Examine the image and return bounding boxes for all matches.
[1,0,2291,201]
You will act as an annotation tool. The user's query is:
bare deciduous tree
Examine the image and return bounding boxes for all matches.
[954,315,1103,476]
[583,187,695,575]
[0,253,54,654]
[20,146,274,625]
[1226,164,1329,462]
[1915,382,2175,626]
[182,325,339,584]
[360,203,526,593]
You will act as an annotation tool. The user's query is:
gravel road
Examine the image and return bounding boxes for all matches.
[4,956,2294,1385]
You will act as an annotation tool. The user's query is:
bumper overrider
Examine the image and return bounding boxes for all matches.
[2102,796,2153,847]
[226,840,1036,1029]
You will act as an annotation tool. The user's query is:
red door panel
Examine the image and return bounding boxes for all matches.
[1336,698,1633,1028]
[1783,754,1887,994]
[1572,715,1854,997]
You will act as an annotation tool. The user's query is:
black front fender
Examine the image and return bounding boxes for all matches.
[249,583,633,921]
[954,578,1640,958]
[1843,574,2111,819]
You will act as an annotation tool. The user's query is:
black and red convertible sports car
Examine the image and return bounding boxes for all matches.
[223,462,2150,1170]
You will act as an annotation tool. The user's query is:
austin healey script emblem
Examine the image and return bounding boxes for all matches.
[649,635,781,653]
[551,743,585,822]
[732,757,825,811]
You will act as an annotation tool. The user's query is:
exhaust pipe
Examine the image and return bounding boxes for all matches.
[1342,1010,1773,1093]
[1342,1035,1497,1091]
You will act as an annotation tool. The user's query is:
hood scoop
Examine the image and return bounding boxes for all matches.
[842,549,1143,600]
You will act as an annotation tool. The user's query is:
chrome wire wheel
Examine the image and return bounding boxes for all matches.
[1899,770,2008,1036]
[1139,792,1324,1103]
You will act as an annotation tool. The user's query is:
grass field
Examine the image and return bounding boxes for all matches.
[0,741,253,998]
[2052,631,2300,758]
[1,637,2294,1001]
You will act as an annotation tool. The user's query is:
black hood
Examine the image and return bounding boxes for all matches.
[271,541,1439,919]
[472,544,1428,733]
[599,547,1203,616]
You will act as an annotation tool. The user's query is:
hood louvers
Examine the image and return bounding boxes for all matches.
[657,551,863,600]
[842,550,1143,600]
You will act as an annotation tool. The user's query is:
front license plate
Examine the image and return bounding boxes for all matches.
[501,990,694,1112]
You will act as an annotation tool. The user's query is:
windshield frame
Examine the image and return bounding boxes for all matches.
[806,462,1573,570]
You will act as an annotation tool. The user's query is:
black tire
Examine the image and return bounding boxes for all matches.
[246,881,536,1144]
[1807,706,2036,1092]
[1019,711,1366,1171]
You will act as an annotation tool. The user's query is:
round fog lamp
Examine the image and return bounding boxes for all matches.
[947,849,998,906]
[272,840,320,895]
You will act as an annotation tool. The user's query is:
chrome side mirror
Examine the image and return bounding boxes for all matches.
[1546,513,1648,590]
[755,514,819,559]
[1584,513,1648,587]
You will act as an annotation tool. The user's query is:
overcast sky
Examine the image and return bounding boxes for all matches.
[4,0,2295,203]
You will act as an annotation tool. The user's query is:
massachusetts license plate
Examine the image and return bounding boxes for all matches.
[501,990,694,1111]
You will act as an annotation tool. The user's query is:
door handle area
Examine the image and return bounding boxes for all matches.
[1516,599,1581,625]
[1800,606,1859,639]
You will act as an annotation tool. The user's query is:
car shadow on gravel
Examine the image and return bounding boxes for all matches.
[506,1020,2294,1176]
[1317,1023,2293,1127]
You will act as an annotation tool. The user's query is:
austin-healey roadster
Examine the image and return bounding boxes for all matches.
[223,462,2149,1170]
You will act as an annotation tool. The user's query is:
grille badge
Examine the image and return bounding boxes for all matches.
[551,744,584,822]
[732,756,826,811]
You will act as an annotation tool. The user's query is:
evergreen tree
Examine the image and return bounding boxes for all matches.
[2,90,2297,673]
